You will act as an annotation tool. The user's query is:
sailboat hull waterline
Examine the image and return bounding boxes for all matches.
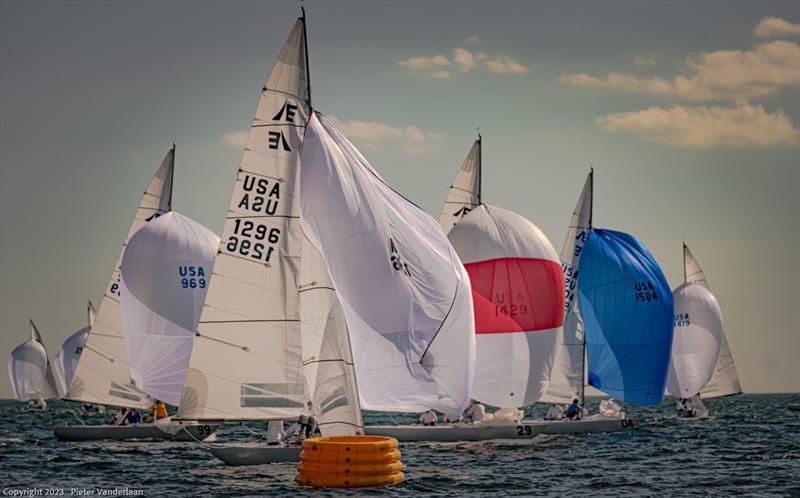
[53,420,219,442]
[364,422,546,442]
[210,444,302,466]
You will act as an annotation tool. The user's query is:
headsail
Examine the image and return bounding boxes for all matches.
[448,204,563,407]
[67,146,175,409]
[578,229,674,405]
[177,17,311,420]
[8,321,59,401]
[300,235,363,435]
[682,244,742,398]
[540,171,593,404]
[438,137,481,234]
[120,212,219,406]
[300,112,476,415]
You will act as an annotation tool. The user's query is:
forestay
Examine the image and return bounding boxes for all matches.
[540,171,593,405]
[9,321,59,401]
[120,212,219,406]
[578,229,674,405]
[67,147,175,409]
[177,18,311,420]
[300,112,475,415]
[53,303,93,397]
[438,138,481,235]
[448,204,563,407]
[299,235,363,435]
[683,245,742,399]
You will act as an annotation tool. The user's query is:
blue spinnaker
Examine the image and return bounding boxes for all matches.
[578,229,674,405]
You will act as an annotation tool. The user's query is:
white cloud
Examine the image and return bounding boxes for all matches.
[484,55,529,74]
[633,55,656,67]
[400,47,527,78]
[398,54,451,71]
[560,40,800,101]
[328,115,446,155]
[754,17,800,38]
[465,35,481,44]
[222,130,248,148]
[596,102,800,148]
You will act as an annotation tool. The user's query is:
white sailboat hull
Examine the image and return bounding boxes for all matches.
[210,443,302,465]
[535,416,636,434]
[53,421,218,441]
[364,421,545,442]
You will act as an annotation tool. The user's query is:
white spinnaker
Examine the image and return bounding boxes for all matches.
[438,138,481,235]
[300,235,363,435]
[54,326,90,398]
[666,283,723,397]
[9,321,58,401]
[448,204,562,407]
[300,112,476,415]
[540,171,593,404]
[67,147,175,409]
[120,212,219,406]
[177,18,311,420]
[683,245,742,399]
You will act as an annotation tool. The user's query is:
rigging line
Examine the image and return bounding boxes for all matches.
[318,420,363,429]
[84,345,115,362]
[301,358,354,367]
[298,286,335,293]
[448,185,476,195]
[419,269,460,362]
[194,332,250,352]
[87,333,123,339]
[261,87,308,103]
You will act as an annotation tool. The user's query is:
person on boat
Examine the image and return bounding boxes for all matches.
[113,407,129,425]
[445,412,463,424]
[306,415,321,438]
[466,401,486,423]
[419,409,438,426]
[125,408,142,425]
[148,400,168,421]
[545,404,565,421]
[286,414,310,444]
[265,420,286,446]
[565,399,583,420]
[676,397,689,416]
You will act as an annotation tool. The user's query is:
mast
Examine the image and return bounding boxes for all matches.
[581,167,593,406]
[301,6,312,108]
[167,142,175,211]
[683,241,688,283]
[476,132,482,205]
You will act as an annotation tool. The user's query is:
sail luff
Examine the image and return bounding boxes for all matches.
[437,138,482,234]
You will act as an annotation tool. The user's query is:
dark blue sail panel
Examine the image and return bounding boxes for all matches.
[578,229,674,405]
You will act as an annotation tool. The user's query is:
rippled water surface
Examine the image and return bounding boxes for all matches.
[1,395,799,496]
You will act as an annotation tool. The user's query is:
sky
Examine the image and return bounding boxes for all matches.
[1,1,798,398]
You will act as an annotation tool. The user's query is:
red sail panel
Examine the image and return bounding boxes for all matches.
[466,257,564,334]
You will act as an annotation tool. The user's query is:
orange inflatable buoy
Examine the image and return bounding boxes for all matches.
[295,435,404,488]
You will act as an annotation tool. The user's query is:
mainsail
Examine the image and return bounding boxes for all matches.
[448,203,563,407]
[53,302,93,398]
[540,171,593,405]
[9,321,59,401]
[300,235,363,435]
[67,146,175,409]
[578,229,674,405]
[120,212,219,406]
[177,17,312,420]
[683,244,742,398]
[438,137,481,234]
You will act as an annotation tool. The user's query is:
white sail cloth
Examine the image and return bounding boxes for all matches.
[300,112,476,415]
[120,212,219,406]
[666,283,723,397]
[54,325,90,398]
[540,171,593,404]
[9,321,58,401]
[300,236,363,435]
[68,147,174,409]
[447,204,562,407]
[177,18,311,420]
[438,139,481,234]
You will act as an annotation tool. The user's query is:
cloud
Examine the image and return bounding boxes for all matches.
[399,47,527,78]
[398,54,450,71]
[222,130,248,148]
[465,36,481,44]
[596,102,800,147]
[560,40,800,101]
[327,115,446,155]
[483,55,529,74]
[633,55,657,67]
[754,17,800,38]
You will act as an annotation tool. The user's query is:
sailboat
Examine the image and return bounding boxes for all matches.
[667,243,741,418]
[173,12,362,465]
[536,170,638,434]
[53,302,94,399]
[53,146,216,441]
[8,320,59,410]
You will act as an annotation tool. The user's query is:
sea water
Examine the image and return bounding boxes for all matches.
[1,394,798,497]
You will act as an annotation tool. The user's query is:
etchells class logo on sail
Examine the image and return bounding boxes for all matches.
[108,382,142,403]
[240,383,306,408]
